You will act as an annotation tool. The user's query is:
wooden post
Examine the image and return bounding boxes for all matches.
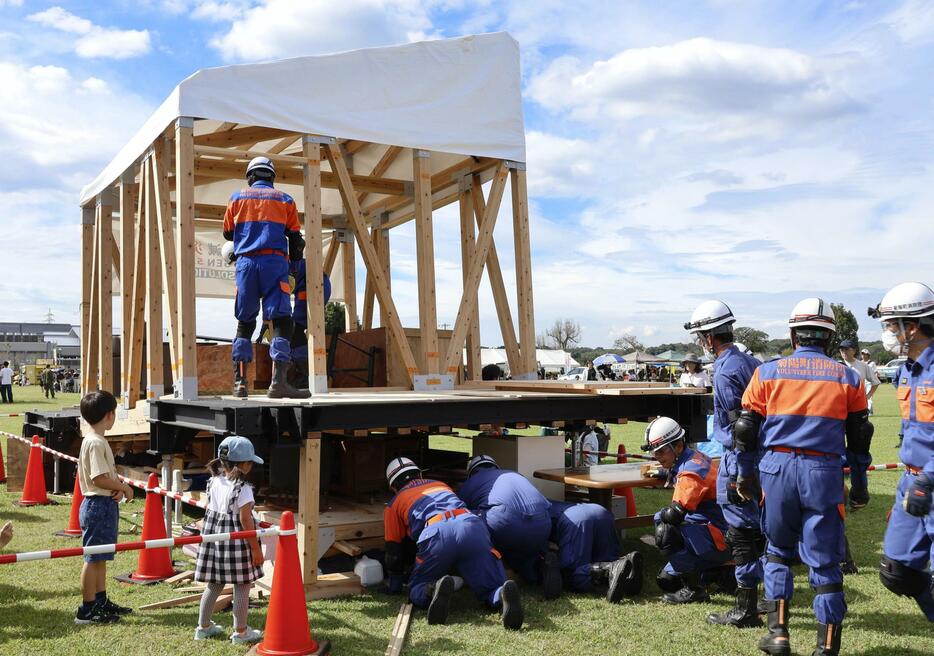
[510,165,536,378]
[126,164,147,409]
[97,193,114,393]
[119,172,136,405]
[152,142,180,385]
[413,150,441,385]
[80,206,95,393]
[471,175,521,376]
[297,437,321,585]
[361,228,378,330]
[376,220,391,328]
[302,136,328,394]
[174,117,198,399]
[458,180,481,381]
[144,157,164,400]
[323,234,340,277]
[324,142,419,385]
[341,238,358,332]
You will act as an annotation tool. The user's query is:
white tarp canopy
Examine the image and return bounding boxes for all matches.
[80,32,525,206]
[470,348,578,373]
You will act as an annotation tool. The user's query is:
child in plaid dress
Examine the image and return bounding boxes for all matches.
[194,436,265,644]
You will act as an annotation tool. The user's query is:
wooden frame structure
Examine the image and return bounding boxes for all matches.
[79,121,537,401]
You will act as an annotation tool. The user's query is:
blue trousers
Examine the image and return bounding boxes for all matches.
[553,503,620,593]
[483,506,551,584]
[882,470,934,620]
[409,514,506,609]
[717,448,763,587]
[759,450,846,624]
[234,255,292,363]
[662,523,731,578]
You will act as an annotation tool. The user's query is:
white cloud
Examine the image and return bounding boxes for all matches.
[884,0,934,45]
[27,6,151,59]
[210,0,434,61]
[528,38,860,127]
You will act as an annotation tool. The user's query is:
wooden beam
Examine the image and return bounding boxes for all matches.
[302,138,328,393]
[119,174,135,402]
[126,164,147,409]
[324,142,419,385]
[80,207,96,393]
[413,151,439,377]
[343,139,370,155]
[267,135,300,154]
[442,163,508,373]
[323,234,340,278]
[298,438,321,584]
[341,240,358,332]
[193,125,298,148]
[459,186,481,381]
[144,157,164,399]
[471,175,521,375]
[175,118,198,399]
[211,121,238,133]
[98,194,114,393]
[111,239,121,281]
[357,145,403,206]
[152,140,180,385]
[511,167,536,378]
[361,228,378,330]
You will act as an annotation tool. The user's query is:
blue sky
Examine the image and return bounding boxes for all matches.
[1,0,932,348]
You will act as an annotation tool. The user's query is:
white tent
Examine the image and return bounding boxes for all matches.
[470,348,578,375]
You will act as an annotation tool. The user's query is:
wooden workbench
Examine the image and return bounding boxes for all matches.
[534,462,663,509]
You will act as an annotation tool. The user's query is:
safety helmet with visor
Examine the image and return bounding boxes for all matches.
[869,282,934,355]
[246,156,276,181]
[386,456,420,489]
[788,297,835,346]
[642,416,686,453]
[685,300,735,352]
[466,454,498,477]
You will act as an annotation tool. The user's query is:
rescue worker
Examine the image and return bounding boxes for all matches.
[739,298,870,656]
[870,282,934,621]
[645,417,733,604]
[458,455,562,599]
[547,500,642,603]
[288,256,331,385]
[684,300,763,627]
[222,156,309,399]
[383,457,523,629]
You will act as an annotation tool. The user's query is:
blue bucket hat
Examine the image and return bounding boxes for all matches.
[218,435,264,464]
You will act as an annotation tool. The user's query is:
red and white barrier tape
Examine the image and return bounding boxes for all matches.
[0,526,295,565]
[0,413,21,417]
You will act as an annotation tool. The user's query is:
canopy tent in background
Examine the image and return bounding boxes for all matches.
[469,348,579,375]
[622,350,665,364]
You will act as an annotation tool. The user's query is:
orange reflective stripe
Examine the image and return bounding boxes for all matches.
[673,472,709,511]
[279,280,291,294]
[297,291,307,301]
[762,378,854,419]
[837,503,846,522]
[708,524,727,551]
[897,385,910,419]
[917,389,934,422]
[491,548,502,560]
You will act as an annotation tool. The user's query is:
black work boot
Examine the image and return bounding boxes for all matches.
[812,622,842,656]
[656,569,684,593]
[233,361,248,398]
[267,360,311,399]
[707,586,763,628]
[758,599,791,656]
[499,580,523,630]
[620,551,644,597]
[427,575,454,625]
[604,551,644,602]
[541,551,562,600]
[662,573,709,604]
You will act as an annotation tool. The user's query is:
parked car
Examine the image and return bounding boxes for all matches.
[877,357,907,383]
[558,366,587,381]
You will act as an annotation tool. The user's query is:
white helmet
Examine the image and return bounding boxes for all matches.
[870,282,934,321]
[221,240,235,265]
[642,416,685,453]
[684,300,736,334]
[386,457,419,489]
[246,156,276,179]
[466,454,498,476]
[788,297,836,332]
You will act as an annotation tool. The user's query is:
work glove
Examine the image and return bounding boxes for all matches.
[735,473,760,504]
[903,473,934,517]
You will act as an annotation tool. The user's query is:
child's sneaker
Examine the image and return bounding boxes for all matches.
[194,622,226,640]
[230,627,263,645]
[74,602,120,625]
[101,597,133,615]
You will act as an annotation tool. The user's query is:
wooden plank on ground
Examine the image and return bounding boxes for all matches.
[165,570,195,585]
[385,602,413,656]
[138,593,205,610]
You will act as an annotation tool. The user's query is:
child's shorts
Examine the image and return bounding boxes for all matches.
[79,495,119,562]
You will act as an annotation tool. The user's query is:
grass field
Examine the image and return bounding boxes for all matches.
[0,384,931,656]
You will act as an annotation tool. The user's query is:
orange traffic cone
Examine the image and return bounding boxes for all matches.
[18,436,49,506]
[257,511,329,656]
[56,474,84,537]
[614,444,637,518]
[129,473,175,582]
[0,438,6,484]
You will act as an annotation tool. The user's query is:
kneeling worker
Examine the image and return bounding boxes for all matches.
[645,417,733,605]
[547,501,643,603]
[383,457,523,629]
[459,455,562,599]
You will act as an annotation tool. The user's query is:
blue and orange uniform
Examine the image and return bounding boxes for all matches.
[458,468,552,584]
[655,447,730,579]
[711,344,762,588]
[384,479,508,608]
[223,180,301,363]
[288,258,331,363]
[547,501,620,592]
[881,343,934,620]
[741,346,867,626]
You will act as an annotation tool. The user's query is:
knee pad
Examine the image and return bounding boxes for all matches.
[271,316,293,340]
[726,527,762,565]
[236,320,257,340]
[879,557,928,598]
[655,522,684,557]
